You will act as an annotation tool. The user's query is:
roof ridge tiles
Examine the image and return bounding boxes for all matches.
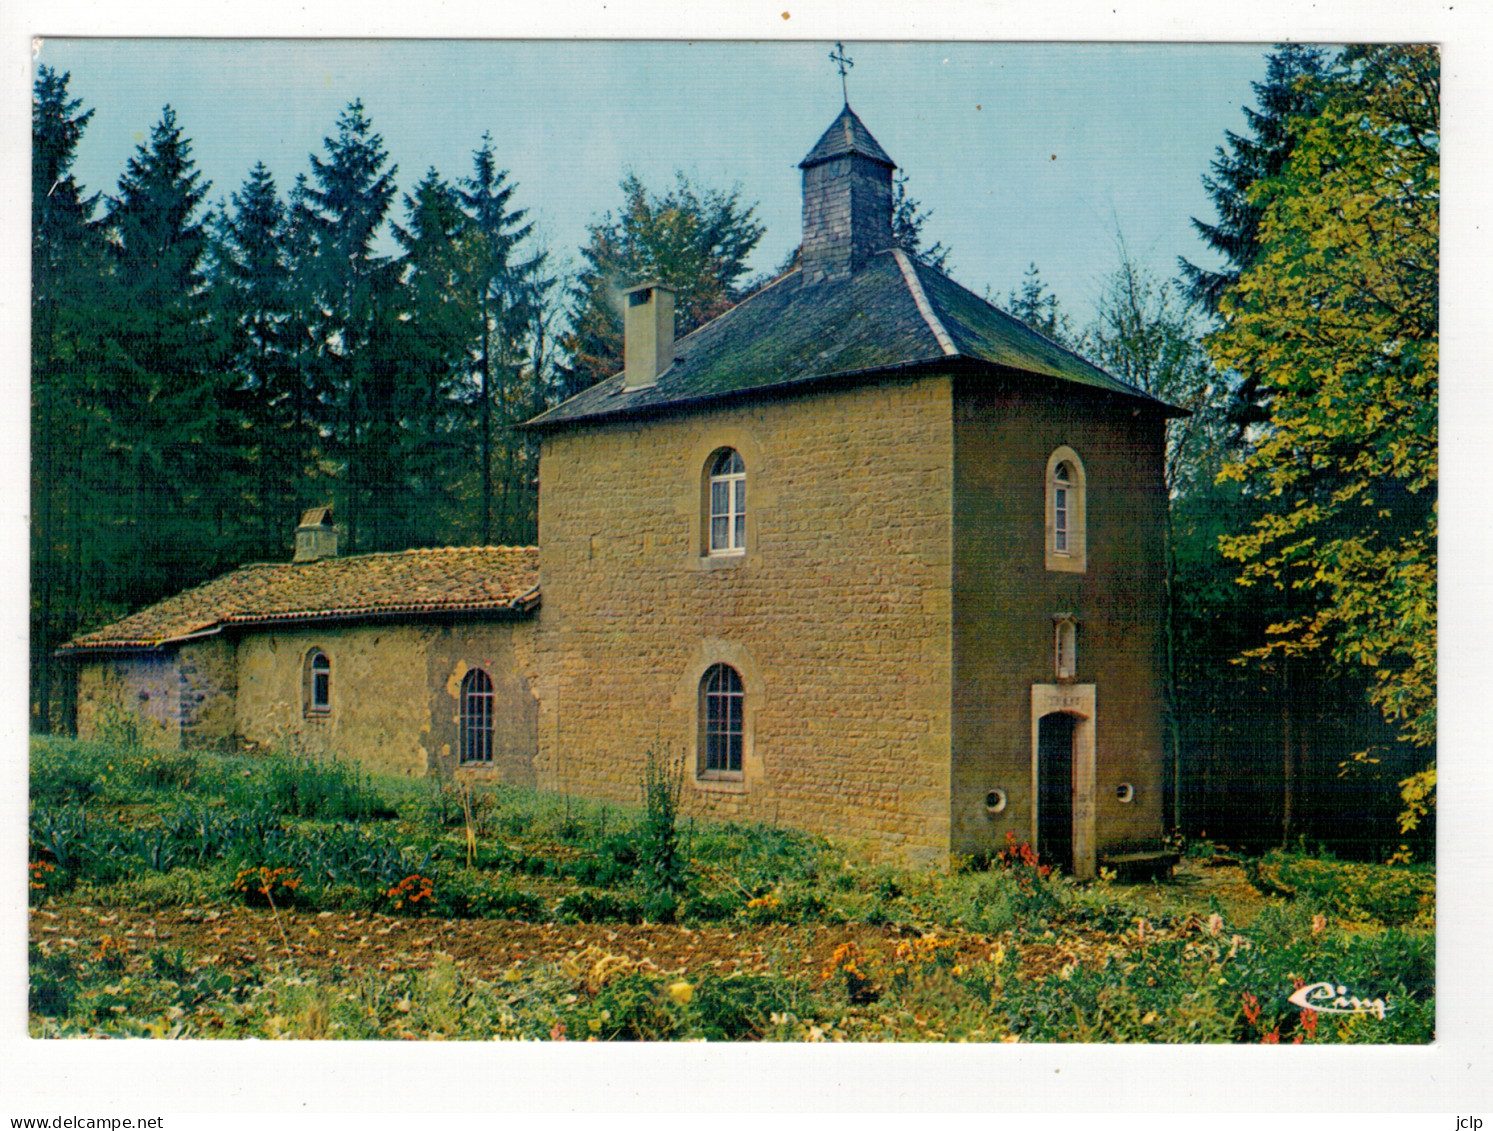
[908,256,1160,403]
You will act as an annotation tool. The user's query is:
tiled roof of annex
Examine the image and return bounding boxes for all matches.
[59,545,540,655]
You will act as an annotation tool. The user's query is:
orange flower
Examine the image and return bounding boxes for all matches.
[1241,992,1260,1025]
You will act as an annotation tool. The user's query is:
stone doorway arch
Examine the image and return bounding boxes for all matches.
[1030,684,1097,878]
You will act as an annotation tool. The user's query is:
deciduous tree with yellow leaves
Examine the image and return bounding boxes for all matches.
[1208,45,1437,854]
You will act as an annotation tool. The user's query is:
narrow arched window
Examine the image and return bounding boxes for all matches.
[1054,614,1078,680]
[708,448,747,555]
[460,668,494,765]
[700,663,744,775]
[1053,463,1072,552]
[1045,447,1087,573]
[305,649,331,715]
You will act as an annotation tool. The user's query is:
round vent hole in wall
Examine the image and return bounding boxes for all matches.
[1116,782,1135,804]
[984,789,1007,814]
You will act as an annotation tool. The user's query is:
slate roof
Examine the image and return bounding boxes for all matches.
[799,105,895,169]
[526,250,1182,431]
[60,545,540,655]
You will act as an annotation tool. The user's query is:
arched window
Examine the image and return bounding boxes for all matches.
[1054,614,1078,680]
[708,448,747,555]
[1053,463,1072,552]
[460,668,494,765]
[304,649,331,715]
[1045,447,1087,573]
[700,663,744,775]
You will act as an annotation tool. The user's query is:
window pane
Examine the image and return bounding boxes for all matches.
[711,516,728,549]
[728,733,742,772]
[711,480,728,515]
[734,479,746,513]
[734,514,745,549]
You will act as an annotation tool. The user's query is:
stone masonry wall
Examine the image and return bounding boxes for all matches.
[177,638,238,749]
[531,376,955,864]
[75,653,182,749]
[950,376,1169,859]
[234,620,537,779]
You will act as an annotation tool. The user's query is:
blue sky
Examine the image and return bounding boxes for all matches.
[36,39,1279,327]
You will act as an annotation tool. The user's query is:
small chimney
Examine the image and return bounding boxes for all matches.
[294,507,339,563]
[622,282,674,389]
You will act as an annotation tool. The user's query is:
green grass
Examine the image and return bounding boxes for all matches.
[29,736,1435,1042]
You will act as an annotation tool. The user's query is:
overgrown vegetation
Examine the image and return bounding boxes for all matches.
[29,737,1433,1042]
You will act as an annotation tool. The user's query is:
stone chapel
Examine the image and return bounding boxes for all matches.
[61,104,1181,874]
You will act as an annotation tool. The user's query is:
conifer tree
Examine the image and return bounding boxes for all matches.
[1005,263,1077,349]
[1179,44,1330,318]
[392,168,479,545]
[31,66,102,731]
[100,105,232,601]
[891,171,950,271]
[294,100,400,551]
[215,162,310,555]
[456,135,547,544]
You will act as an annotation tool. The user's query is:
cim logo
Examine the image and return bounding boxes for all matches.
[1286,981,1389,1019]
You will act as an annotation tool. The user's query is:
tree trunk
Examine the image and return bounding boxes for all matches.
[480,301,493,546]
[1163,492,1182,832]
[1281,658,1294,847]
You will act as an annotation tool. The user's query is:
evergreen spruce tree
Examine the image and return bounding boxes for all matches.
[1179,44,1330,317]
[392,168,479,546]
[456,135,547,544]
[295,100,400,552]
[1005,263,1077,349]
[31,66,102,731]
[891,171,950,271]
[101,105,233,602]
[215,162,310,557]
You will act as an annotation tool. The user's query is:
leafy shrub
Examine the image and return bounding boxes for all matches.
[679,890,742,922]
[581,971,684,1040]
[29,742,103,804]
[1251,851,1434,925]
[255,749,380,821]
[30,803,130,886]
[29,946,81,1018]
[566,833,640,887]
[91,702,144,751]
[638,749,687,896]
[101,867,223,909]
[131,751,201,792]
[555,889,647,924]
[689,973,799,1040]
[440,872,542,920]
[28,859,60,904]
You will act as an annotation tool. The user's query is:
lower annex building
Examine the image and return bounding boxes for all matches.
[60,105,1181,875]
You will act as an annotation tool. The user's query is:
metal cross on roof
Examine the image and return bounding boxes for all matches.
[830,41,854,105]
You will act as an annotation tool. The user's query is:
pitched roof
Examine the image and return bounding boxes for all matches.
[525,249,1182,431]
[59,545,540,655]
[799,105,895,169]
